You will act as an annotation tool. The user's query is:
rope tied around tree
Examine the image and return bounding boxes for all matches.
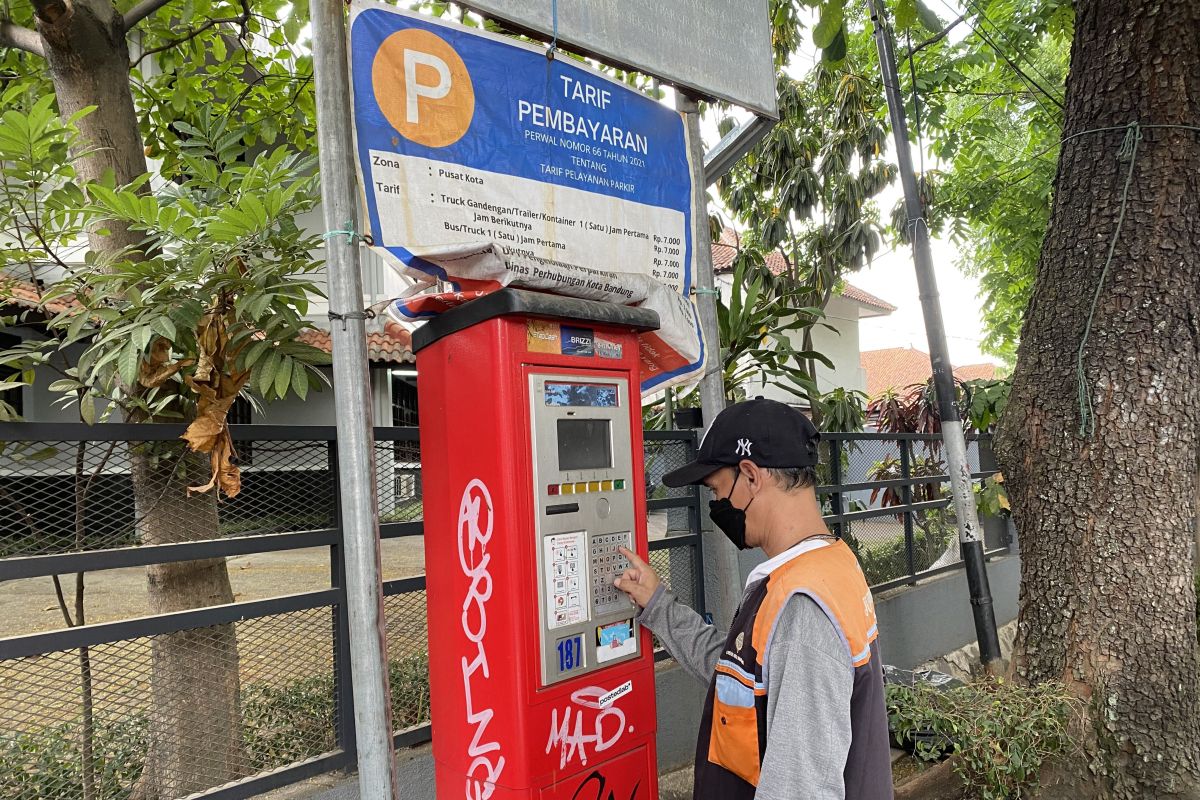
[1069,122,1200,435]
[1075,121,1142,437]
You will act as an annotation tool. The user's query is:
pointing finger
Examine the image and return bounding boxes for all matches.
[618,546,648,570]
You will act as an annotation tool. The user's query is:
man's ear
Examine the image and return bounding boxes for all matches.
[738,459,762,488]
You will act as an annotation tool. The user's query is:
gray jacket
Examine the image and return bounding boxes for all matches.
[638,583,855,799]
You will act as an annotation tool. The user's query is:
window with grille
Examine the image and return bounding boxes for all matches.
[230,395,253,465]
[391,371,419,477]
[0,333,23,418]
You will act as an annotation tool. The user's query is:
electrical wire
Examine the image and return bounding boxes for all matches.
[958,0,1065,107]
[932,0,1064,114]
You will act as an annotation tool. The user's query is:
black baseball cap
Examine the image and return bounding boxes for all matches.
[662,398,821,488]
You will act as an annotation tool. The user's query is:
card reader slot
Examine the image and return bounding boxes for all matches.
[545,503,580,515]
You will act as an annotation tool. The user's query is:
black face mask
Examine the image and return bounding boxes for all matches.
[708,470,755,550]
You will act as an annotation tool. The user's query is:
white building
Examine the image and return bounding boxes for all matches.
[710,228,896,404]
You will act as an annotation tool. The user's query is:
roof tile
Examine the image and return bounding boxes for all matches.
[298,319,414,365]
[711,228,895,312]
[860,346,998,398]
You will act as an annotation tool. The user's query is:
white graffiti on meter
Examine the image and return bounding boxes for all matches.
[459,479,505,800]
[545,686,628,769]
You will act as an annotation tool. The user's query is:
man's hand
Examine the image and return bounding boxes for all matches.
[614,546,661,608]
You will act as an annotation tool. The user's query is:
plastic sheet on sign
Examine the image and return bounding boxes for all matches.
[381,241,706,395]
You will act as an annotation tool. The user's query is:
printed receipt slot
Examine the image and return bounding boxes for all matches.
[414,289,661,800]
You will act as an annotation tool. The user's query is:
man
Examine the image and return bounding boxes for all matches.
[614,399,893,800]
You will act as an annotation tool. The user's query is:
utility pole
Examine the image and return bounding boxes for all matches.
[310,0,402,794]
[677,91,742,630]
[866,0,1002,667]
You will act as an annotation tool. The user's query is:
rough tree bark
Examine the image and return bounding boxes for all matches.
[11,2,248,795]
[131,446,245,799]
[994,2,1200,798]
[31,0,150,254]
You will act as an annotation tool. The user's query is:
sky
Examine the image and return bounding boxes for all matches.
[847,218,996,368]
[696,0,1000,369]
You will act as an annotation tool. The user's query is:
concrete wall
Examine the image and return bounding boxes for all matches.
[873,554,1021,669]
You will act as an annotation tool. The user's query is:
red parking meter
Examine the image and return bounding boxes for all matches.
[413,289,661,800]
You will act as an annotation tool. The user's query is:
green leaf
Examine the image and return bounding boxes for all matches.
[813,0,844,49]
[894,0,918,30]
[273,354,292,398]
[292,359,309,400]
[79,395,96,425]
[152,316,177,341]
[259,350,280,396]
[118,340,140,388]
[914,0,943,33]
[821,27,848,63]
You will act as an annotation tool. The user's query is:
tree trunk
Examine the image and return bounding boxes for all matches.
[130,445,246,799]
[28,4,247,794]
[32,0,148,255]
[993,2,1200,798]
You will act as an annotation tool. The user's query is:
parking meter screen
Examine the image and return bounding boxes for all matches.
[557,419,612,470]
[545,382,619,407]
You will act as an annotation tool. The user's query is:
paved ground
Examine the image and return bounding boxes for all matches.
[0,539,426,638]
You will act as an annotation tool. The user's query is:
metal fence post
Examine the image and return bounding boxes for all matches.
[829,437,844,540]
[685,430,708,617]
[900,439,916,583]
[328,441,357,768]
[310,0,399,789]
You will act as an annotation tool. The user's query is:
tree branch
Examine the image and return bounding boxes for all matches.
[132,14,244,66]
[122,0,178,34]
[905,13,965,58]
[0,20,45,57]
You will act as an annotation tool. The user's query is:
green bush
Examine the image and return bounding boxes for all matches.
[0,714,147,800]
[847,515,955,587]
[887,678,1080,800]
[242,673,338,771]
[0,652,431,799]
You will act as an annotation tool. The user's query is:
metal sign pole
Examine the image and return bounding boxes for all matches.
[310,0,402,793]
[677,92,742,630]
[866,0,1001,667]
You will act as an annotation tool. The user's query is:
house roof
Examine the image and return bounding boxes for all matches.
[860,346,998,398]
[2,276,414,365]
[0,276,78,315]
[711,228,896,316]
[298,319,415,365]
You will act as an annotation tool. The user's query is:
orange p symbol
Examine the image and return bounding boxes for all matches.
[373,29,475,148]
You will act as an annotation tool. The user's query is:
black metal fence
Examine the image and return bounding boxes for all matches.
[0,423,704,800]
[0,424,1006,800]
[817,432,1010,593]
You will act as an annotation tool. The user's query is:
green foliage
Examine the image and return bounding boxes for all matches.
[887,677,1080,800]
[0,714,147,800]
[961,377,1011,434]
[848,510,954,586]
[910,1,1073,363]
[974,473,1010,518]
[716,254,831,402]
[816,387,867,433]
[0,653,432,799]
[0,0,316,172]
[0,106,329,423]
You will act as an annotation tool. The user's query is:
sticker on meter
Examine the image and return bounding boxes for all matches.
[556,634,584,674]
[595,619,636,663]
[544,531,588,629]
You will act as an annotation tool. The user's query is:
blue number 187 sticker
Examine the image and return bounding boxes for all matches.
[557,634,583,673]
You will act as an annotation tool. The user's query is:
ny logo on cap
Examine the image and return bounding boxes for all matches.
[735,438,752,456]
